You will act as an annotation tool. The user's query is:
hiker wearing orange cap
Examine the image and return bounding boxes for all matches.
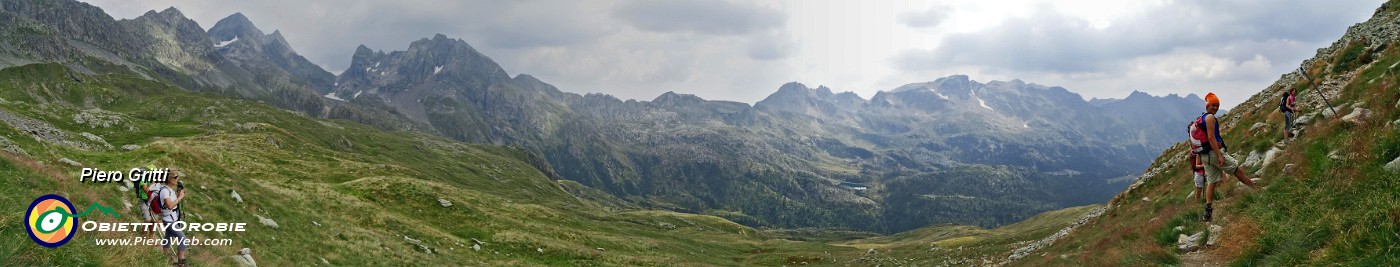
[1199,92,1260,222]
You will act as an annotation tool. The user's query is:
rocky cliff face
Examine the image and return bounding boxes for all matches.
[209,13,335,95]
[0,0,139,64]
[0,1,333,116]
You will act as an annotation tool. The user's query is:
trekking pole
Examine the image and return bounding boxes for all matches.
[1296,67,1340,117]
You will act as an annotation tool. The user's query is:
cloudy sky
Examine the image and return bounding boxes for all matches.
[84,0,1383,108]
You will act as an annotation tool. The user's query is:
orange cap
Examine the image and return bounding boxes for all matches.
[1204,92,1219,106]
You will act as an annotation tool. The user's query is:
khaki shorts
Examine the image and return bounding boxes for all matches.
[1204,150,1238,184]
[137,201,151,221]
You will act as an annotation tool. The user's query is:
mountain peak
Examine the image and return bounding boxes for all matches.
[756,82,866,114]
[159,6,183,17]
[814,85,834,97]
[759,82,817,105]
[209,12,266,42]
[939,74,971,84]
[417,33,463,46]
[137,6,193,23]
[407,33,480,55]
[777,82,810,93]
[218,12,253,27]
[928,75,975,94]
[268,30,287,44]
[652,91,705,104]
[1125,90,1153,100]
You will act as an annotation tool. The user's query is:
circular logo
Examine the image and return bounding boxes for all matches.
[25,194,76,248]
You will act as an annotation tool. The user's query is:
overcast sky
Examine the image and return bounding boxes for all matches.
[84,0,1383,108]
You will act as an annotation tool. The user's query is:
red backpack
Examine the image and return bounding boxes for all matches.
[1187,113,1210,154]
[148,186,177,221]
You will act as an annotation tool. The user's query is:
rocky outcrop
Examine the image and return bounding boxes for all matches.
[255,215,278,228]
[1008,206,1107,261]
[59,158,81,167]
[72,108,127,128]
[404,235,434,254]
[1177,231,1204,253]
[0,109,94,150]
[1342,108,1372,125]
[0,135,29,156]
[1386,157,1400,173]
[231,247,257,267]
[1206,224,1223,246]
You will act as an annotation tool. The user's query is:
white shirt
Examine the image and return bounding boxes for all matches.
[153,183,180,222]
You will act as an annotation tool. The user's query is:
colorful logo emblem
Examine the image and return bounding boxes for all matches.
[26,194,77,248]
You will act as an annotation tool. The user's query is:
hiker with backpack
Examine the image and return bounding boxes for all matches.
[150,169,188,266]
[1280,88,1301,141]
[1186,153,1206,202]
[133,169,155,238]
[133,164,168,239]
[1191,93,1261,222]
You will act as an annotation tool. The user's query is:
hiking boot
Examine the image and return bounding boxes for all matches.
[1203,203,1214,222]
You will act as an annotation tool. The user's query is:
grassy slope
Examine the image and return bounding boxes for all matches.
[836,205,1101,266]
[1015,6,1400,266]
[0,63,1108,266]
[0,63,855,266]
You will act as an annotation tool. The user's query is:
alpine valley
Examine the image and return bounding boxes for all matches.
[0,0,1253,266]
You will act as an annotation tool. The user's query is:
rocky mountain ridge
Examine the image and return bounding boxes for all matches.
[331,35,1202,231]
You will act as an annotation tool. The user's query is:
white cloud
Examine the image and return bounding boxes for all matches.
[78,0,1385,108]
[613,0,785,36]
[899,4,952,28]
[884,0,1383,108]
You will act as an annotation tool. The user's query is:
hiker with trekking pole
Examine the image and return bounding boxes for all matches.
[1188,93,1262,222]
[1280,87,1302,143]
[151,168,188,266]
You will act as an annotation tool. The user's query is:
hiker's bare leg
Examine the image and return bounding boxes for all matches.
[1204,183,1215,205]
[1232,168,1258,188]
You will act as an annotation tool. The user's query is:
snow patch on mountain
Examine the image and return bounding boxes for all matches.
[323,92,344,101]
[973,90,994,111]
[928,88,950,100]
[214,36,238,48]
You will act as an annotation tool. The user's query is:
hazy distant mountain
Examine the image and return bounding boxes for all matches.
[333,36,1201,231]
[1087,97,1119,107]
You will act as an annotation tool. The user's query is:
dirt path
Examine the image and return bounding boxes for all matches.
[1180,250,1223,267]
